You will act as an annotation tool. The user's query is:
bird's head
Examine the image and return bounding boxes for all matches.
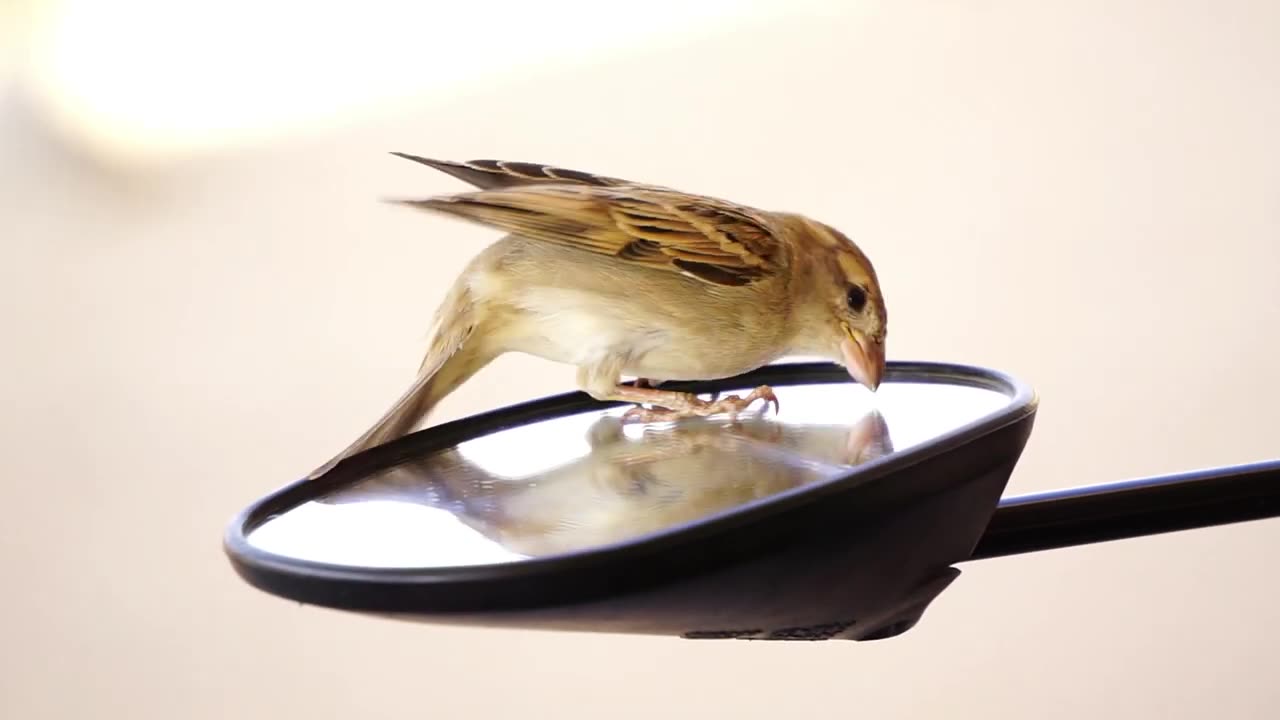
[785,217,887,392]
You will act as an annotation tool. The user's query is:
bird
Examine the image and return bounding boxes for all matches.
[305,153,888,480]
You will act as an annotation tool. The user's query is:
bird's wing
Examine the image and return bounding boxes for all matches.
[389,180,785,287]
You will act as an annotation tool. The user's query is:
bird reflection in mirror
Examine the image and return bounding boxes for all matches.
[319,409,892,558]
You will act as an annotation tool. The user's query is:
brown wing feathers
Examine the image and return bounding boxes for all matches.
[389,153,782,287]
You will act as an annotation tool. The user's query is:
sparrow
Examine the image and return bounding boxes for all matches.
[307,153,888,479]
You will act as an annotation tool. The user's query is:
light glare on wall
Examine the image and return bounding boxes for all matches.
[23,0,769,163]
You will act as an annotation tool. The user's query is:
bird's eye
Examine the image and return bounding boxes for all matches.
[846,285,868,313]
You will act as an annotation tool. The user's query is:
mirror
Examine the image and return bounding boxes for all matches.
[246,380,1012,569]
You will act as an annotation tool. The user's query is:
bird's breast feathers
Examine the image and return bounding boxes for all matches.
[477,279,785,380]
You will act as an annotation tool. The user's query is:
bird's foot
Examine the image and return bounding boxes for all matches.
[618,385,780,424]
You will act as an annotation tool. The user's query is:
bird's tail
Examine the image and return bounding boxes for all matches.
[305,280,490,480]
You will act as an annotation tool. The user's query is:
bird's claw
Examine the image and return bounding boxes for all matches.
[620,385,780,424]
[722,385,781,420]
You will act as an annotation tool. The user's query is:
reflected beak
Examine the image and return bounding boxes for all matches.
[845,409,893,463]
[839,325,885,391]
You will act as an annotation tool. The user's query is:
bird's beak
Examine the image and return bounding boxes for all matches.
[839,324,885,391]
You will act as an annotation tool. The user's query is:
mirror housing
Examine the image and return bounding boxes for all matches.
[224,361,1038,641]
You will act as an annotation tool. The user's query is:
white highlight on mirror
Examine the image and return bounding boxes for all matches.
[249,501,524,568]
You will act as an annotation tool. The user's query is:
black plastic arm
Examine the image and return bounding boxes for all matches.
[969,459,1280,560]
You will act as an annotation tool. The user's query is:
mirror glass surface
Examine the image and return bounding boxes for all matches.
[246,380,1011,568]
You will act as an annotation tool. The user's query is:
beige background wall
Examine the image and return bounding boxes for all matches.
[3,2,1278,718]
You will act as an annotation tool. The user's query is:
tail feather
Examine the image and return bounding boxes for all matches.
[306,280,489,480]
[389,152,627,190]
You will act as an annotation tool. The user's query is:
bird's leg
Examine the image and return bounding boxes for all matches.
[605,384,780,424]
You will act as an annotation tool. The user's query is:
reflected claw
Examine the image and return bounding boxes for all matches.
[620,405,684,424]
